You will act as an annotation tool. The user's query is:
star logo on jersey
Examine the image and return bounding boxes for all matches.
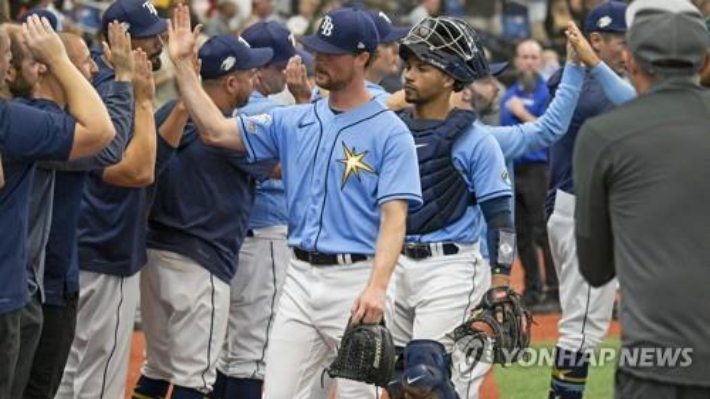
[338,143,376,189]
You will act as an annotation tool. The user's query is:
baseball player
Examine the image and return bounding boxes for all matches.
[56,1,186,398]
[0,17,114,397]
[166,5,422,399]
[389,17,515,399]
[363,10,409,103]
[545,3,638,398]
[13,23,136,398]
[212,21,298,399]
[133,35,276,399]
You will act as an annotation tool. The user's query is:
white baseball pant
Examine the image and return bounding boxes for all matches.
[218,226,289,380]
[140,249,230,393]
[548,189,617,353]
[263,255,395,399]
[56,270,139,399]
[388,243,491,399]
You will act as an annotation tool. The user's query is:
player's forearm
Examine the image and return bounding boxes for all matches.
[52,57,115,150]
[158,100,189,148]
[369,200,408,290]
[173,60,244,150]
[590,61,636,105]
[102,100,157,187]
[480,196,516,287]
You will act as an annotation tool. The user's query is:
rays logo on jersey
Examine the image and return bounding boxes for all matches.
[320,16,334,36]
[338,142,375,189]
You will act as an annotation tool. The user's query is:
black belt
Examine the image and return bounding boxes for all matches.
[293,248,369,266]
[402,243,460,260]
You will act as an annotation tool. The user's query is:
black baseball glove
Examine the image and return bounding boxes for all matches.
[452,286,532,367]
[325,322,396,387]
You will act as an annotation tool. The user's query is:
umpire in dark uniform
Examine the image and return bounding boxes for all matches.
[573,0,710,398]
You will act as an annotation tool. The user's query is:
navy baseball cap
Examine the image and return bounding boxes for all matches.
[300,8,380,55]
[199,35,274,80]
[584,1,627,34]
[366,10,409,44]
[21,9,59,31]
[101,0,167,38]
[242,22,297,66]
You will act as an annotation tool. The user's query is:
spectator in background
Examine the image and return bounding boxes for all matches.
[240,0,282,30]
[500,38,557,310]
[541,48,561,81]
[408,0,440,25]
[205,0,242,37]
[286,0,318,36]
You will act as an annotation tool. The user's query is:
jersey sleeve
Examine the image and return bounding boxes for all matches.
[0,101,76,162]
[377,132,423,207]
[461,131,512,203]
[237,110,283,162]
[590,61,637,105]
[487,63,585,160]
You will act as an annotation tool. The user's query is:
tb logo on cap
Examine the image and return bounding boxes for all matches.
[320,16,334,37]
[142,1,158,16]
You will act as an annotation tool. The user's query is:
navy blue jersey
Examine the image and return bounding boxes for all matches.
[43,171,85,305]
[0,99,76,313]
[77,134,174,277]
[545,68,614,215]
[77,48,175,277]
[147,100,276,284]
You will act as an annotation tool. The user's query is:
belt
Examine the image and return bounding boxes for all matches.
[293,247,369,266]
[402,243,460,260]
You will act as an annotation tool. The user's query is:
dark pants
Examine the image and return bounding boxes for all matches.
[514,163,557,297]
[22,294,79,399]
[10,294,44,398]
[0,308,22,399]
[615,369,710,399]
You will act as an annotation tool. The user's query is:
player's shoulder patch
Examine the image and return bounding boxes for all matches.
[244,113,273,134]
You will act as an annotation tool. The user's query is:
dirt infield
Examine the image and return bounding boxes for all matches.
[125,261,620,399]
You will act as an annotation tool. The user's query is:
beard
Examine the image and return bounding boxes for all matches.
[9,74,34,98]
[316,68,352,92]
[518,70,539,94]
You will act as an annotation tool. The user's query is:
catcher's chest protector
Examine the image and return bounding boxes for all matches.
[399,108,478,235]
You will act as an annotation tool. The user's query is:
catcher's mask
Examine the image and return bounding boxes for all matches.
[399,16,490,89]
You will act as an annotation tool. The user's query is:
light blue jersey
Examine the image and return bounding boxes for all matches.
[365,80,391,104]
[238,98,422,255]
[405,125,512,244]
[238,91,288,229]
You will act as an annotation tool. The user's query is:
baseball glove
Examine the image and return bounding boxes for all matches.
[452,286,532,367]
[324,321,396,387]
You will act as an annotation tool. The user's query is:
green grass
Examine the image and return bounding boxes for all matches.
[494,339,620,399]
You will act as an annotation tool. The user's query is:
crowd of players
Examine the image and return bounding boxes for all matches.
[1,0,709,399]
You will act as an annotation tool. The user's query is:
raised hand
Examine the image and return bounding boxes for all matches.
[22,15,68,66]
[286,55,312,104]
[132,50,155,102]
[565,21,598,67]
[168,4,202,64]
[103,21,135,81]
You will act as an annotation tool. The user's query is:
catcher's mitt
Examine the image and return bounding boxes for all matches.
[452,286,532,368]
[325,322,396,387]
